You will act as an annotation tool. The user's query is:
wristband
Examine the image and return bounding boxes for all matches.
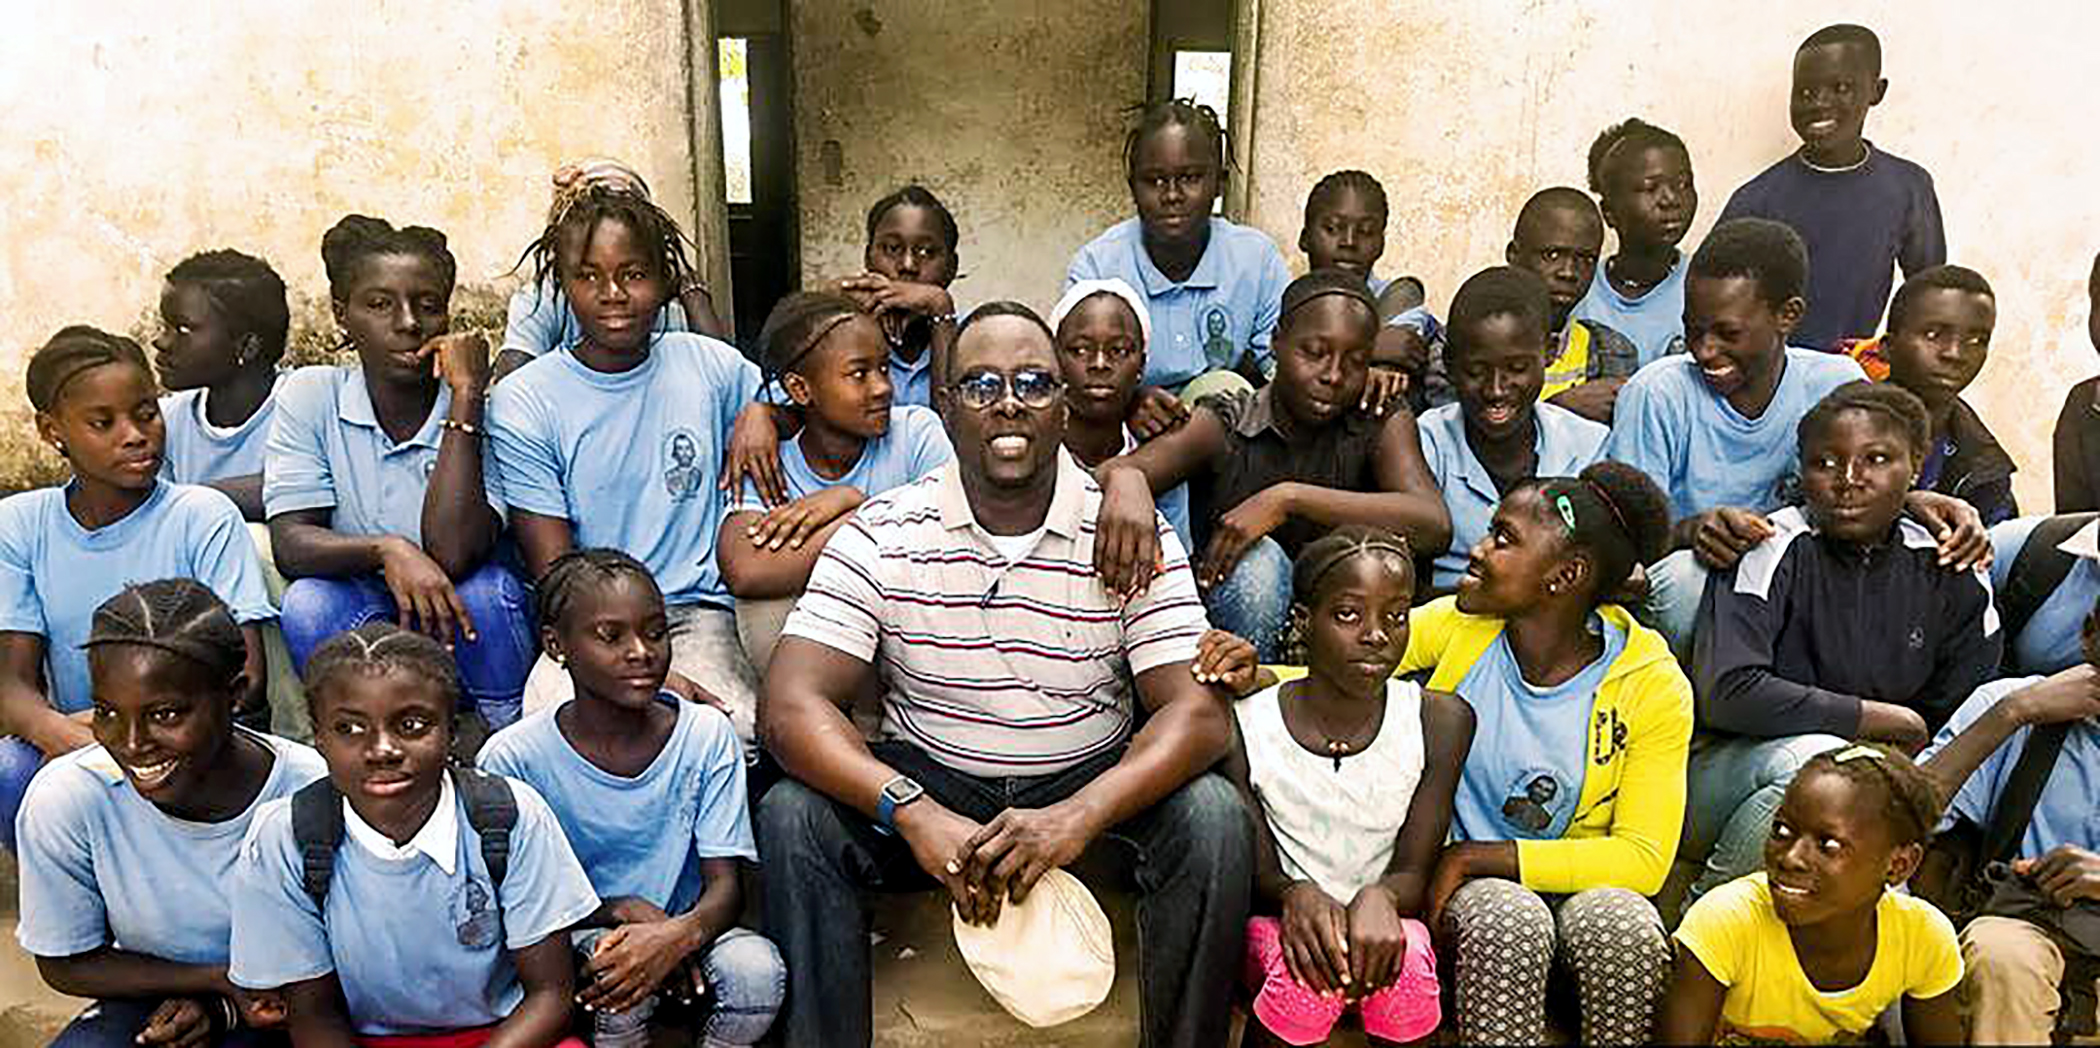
[440,417,484,438]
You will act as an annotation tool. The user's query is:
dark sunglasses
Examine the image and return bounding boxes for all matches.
[948,368,1064,411]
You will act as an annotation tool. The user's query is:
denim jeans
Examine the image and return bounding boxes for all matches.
[1680,732,1848,901]
[522,604,762,748]
[1637,548,1708,664]
[279,561,536,729]
[756,742,1253,1048]
[52,998,285,1048]
[573,926,784,1046]
[1203,536,1293,661]
[0,734,40,851]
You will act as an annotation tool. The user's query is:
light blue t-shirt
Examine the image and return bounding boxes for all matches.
[1568,254,1689,368]
[263,365,504,544]
[15,731,324,964]
[229,773,599,1037]
[1066,217,1290,389]
[1989,515,2100,676]
[1417,402,1608,590]
[731,406,953,516]
[488,333,762,608]
[1924,676,2100,857]
[0,481,274,714]
[1450,617,1625,843]
[501,282,690,359]
[480,698,753,915]
[158,375,286,485]
[1603,347,1866,523]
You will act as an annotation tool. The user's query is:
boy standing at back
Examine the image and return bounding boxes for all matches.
[1569,118,1700,369]
[1719,23,1945,351]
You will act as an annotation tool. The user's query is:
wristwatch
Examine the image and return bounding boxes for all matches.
[874,774,926,834]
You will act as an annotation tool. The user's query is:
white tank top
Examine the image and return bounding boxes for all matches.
[1236,679,1427,902]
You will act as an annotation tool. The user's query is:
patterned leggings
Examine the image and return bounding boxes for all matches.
[1442,878,1669,1045]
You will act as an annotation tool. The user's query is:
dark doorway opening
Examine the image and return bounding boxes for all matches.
[719,0,796,351]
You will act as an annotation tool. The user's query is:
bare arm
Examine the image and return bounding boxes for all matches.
[418,334,499,578]
[1094,408,1232,596]
[206,475,266,522]
[36,950,232,1002]
[238,625,268,725]
[1656,942,1726,1045]
[1903,987,1966,1046]
[510,509,577,584]
[266,508,395,580]
[717,494,862,600]
[679,285,731,342]
[0,632,88,756]
[1374,690,1474,915]
[481,934,576,1048]
[281,974,360,1048]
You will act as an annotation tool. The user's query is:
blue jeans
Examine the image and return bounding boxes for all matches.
[279,561,536,728]
[52,998,285,1048]
[757,742,1252,1048]
[1680,732,1848,901]
[572,926,783,1045]
[1203,536,1292,662]
[1638,549,1708,664]
[0,734,41,851]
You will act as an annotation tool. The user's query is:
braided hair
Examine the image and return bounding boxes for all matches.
[1526,461,1672,599]
[165,249,291,367]
[27,326,152,413]
[1303,169,1388,226]
[536,548,663,633]
[1283,526,1415,662]
[1795,742,1943,847]
[320,215,457,301]
[1277,268,1380,339]
[302,622,461,719]
[1123,98,1231,177]
[1586,117,1689,196]
[84,579,247,686]
[515,182,698,298]
[756,291,871,398]
[1798,380,1929,462]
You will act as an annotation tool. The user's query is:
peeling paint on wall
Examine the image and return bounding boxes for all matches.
[1248,0,2100,510]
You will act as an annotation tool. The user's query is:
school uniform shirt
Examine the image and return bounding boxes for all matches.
[0,480,274,714]
[500,282,691,359]
[1400,597,1691,895]
[1196,386,1387,557]
[781,450,1209,777]
[15,730,325,965]
[1416,402,1608,590]
[1988,515,2100,675]
[1541,319,1641,402]
[1603,347,1865,523]
[1236,679,1425,903]
[1925,675,2100,856]
[1567,253,1689,368]
[229,771,599,1037]
[488,333,761,609]
[158,374,287,485]
[1693,507,2001,738]
[1916,397,2017,526]
[478,697,752,915]
[2054,377,2100,514]
[264,365,505,545]
[730,405,953,516]
[1674,873,1962,1044]
[1718,144,1947,351]
[1065,216,1291,388]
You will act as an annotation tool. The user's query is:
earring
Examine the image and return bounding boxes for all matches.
[50,440,66,455]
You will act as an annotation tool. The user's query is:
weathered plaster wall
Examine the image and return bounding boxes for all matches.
[790,0,1147,313]
[1247,0,2099,509]
[0,0,716,392]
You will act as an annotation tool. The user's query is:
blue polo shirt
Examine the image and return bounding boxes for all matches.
[1603,347,1865,522]
[500,283,690,359]
[488,334,761,609]
[263,366,504,544]
[1066,217,1290,388]
[0,481,275,714]
[1925,676,2100,857]
[158,374,286,485]
[1417,402,1608,590]
[1989,515,2100,675]
[1568,253,1689,368]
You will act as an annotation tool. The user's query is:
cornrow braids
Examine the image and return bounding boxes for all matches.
[757,291,868,396]
[166,249,291,366]
[536,548,663,632]
[515,183,698,299]
[1292,525,1416,603]
[1586,117,1689,196]
[1123,98,1232,177]
[302,622,461,719]
[1303,170,1388,227]
[27,326,152,413]
[1797,743,1944,846]
[84,579,247,684]
[865,185,960,252]
[320,214,457,300]
[1799,380,1930,463]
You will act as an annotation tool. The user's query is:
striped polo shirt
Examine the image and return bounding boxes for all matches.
[782,450,1210,777]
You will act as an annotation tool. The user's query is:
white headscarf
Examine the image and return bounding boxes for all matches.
[1049,278,1153,348]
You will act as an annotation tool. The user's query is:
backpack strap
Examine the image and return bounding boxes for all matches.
[453,768,518,891]
[1983,720,2074,865]
[290,778,346,908]
[2000,514,2100,660]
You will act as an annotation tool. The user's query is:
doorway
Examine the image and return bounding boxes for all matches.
[718,0,796,350]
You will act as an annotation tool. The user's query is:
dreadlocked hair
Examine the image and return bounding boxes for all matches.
[166,249,291,366]
[27,326,151,414]
[1796,743,1943,846]
[302,622,461,719]
[1527,461,1672,596]
[321,215,456,301]
[85,579,247,685]
[536,548,663,632]
[1282,526,1415,663]
[1799,380,1929,462]
[757,291,870,396]
[516,183,698,297]
[1123,98,1231,176]
[865,185,959,252]
[1586,117,1689,196]
[1303,170,1388,227]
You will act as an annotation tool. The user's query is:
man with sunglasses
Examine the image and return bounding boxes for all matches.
[755,302,1251,1048]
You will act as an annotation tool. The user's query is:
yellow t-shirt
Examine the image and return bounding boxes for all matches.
[1674,873,1962,1045]
[1540,322,1594,401]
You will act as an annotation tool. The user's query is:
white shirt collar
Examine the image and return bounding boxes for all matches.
[342,769,458,875]
[2059,519,2100,563]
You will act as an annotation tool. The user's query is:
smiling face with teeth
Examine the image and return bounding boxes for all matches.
[1789,42,1886,168]
[939,312,1069,527]
[88,645,246,819]
[1450,312,1547,446]
[1763,765,1921,929]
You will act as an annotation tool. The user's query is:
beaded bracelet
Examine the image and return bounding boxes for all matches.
[440,418,484,438]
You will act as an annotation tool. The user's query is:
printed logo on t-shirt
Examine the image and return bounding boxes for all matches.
[1201,305,1238,371]
[452,877,500,949]
[662,429,704,501]
[1498,767,1572,835]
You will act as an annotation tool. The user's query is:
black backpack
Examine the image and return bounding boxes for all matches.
[290,768,518,906]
